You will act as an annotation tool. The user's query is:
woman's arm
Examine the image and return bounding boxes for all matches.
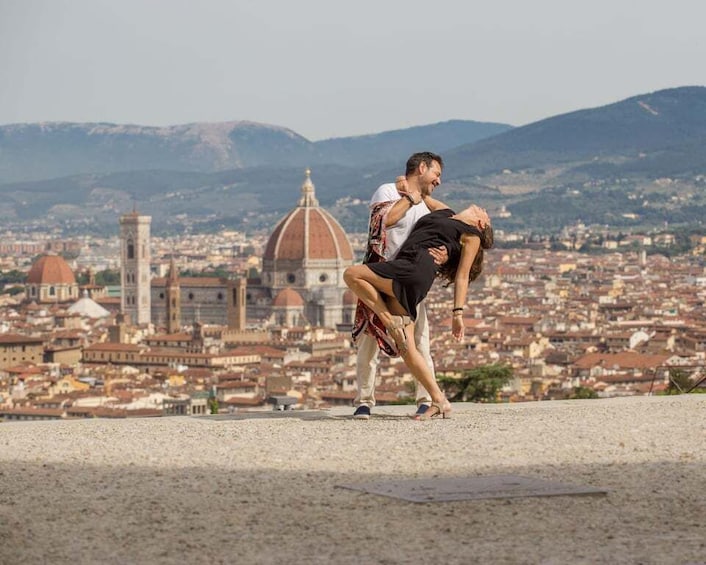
[422,194,451,212]
[451,234,481,341]
[395,176,450,212]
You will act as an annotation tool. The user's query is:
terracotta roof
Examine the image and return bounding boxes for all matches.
[263,208,353,262]
[573,351,671,369]
[273,288,305,307]
[342,289,357,306]
[151,277,227,288]
[0,334,44,345]
[26,255,76,285]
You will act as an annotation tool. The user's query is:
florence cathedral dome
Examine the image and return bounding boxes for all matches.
[256,169,356,329]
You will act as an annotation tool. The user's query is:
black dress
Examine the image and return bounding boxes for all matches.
[368,209,482,320]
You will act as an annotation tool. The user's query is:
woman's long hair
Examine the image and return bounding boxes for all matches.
[438,223,494,286]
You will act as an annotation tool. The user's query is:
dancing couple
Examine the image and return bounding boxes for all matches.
[345,152,493,420]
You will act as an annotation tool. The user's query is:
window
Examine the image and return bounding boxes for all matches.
[287,273,296,284]
[127,239,135,259]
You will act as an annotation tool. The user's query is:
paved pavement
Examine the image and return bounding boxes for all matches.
[1,395,704,564]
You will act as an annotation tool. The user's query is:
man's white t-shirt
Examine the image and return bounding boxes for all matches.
[370,183,431,260]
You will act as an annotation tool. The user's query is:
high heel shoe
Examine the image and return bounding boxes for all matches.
[420,398,452,420]
[386,315,411,356]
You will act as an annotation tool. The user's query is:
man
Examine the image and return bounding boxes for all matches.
[352,151,445,420]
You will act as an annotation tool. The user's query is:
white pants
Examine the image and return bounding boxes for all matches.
[354,301,433,407]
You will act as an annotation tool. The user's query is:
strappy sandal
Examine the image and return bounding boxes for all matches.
[386,315,412,356]
[419,398,452,420]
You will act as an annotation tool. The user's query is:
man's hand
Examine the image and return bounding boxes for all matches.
[428,245,448,266]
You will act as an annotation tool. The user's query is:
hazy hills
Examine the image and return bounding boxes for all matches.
[438,86,706,232]
[0,119,511,184]
[444,86,706,180]
[1,85,705,235]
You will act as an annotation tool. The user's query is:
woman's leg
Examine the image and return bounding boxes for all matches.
[399,321,447,406]
[344,265,449,411]
[343,265,402,327]
[344,264,415,353]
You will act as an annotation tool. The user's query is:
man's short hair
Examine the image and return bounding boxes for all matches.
[405,152,444,176]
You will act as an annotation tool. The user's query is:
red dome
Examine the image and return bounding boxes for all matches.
[264,207,354,262]
[26,255,76,285]
[343,289,358,306]
[264,170,353,262]
[273,288,305,307]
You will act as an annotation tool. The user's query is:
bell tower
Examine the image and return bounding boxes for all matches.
[165,257,181,334]
[119,211,152,325]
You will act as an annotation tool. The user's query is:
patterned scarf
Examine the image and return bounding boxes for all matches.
[351,200,401,357]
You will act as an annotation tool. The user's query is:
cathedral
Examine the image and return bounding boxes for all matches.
[25,254,79,304]
[122,170,356,331]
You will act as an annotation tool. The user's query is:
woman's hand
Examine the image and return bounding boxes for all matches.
[452,314,464,341]
[395,175,421,204]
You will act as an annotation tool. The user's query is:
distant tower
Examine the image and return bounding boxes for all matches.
[165,257,181,334]
[119,211,152,325]
[227,276,247,330]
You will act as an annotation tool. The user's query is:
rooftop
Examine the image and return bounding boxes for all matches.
[0,395,703,564]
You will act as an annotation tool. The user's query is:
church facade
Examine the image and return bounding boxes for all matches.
[120,170,356,331]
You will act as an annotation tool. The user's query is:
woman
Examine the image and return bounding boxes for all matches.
[343,198,493,419]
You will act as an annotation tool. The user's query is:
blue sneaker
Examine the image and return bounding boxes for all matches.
[413,404,431,419]
[353,405,371,420]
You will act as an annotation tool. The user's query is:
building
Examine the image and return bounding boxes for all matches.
[25,254,79,304]
[249,169,356,329]
[0,334,45,370]
[150,272,247,330]
[119,211,152,325]
[118,170,353,331]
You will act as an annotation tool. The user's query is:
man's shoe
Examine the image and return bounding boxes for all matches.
[412,403,431,420]
[353,405,371,420]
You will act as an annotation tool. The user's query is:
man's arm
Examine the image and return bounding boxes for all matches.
[384,195,418,227]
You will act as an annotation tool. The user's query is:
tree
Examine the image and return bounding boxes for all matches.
[77,269,121,286]
[570,386,598,399]
[438,363,513,403]
[95,269,121,285]
[666,368,694,394]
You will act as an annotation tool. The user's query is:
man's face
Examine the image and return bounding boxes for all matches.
[419,160,442,196]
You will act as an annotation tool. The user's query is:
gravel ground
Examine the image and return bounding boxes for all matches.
[0,395,704,565]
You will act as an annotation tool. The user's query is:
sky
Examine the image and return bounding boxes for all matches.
[0,0,704,141]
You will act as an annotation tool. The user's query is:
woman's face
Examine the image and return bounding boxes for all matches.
[459,205,490,229]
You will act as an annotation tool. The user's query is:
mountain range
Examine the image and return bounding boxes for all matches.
[1,86,705,235]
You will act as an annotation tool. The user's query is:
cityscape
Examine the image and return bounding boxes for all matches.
[2,169,705,422]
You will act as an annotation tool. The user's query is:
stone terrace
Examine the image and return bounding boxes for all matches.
[0,395,704,564]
